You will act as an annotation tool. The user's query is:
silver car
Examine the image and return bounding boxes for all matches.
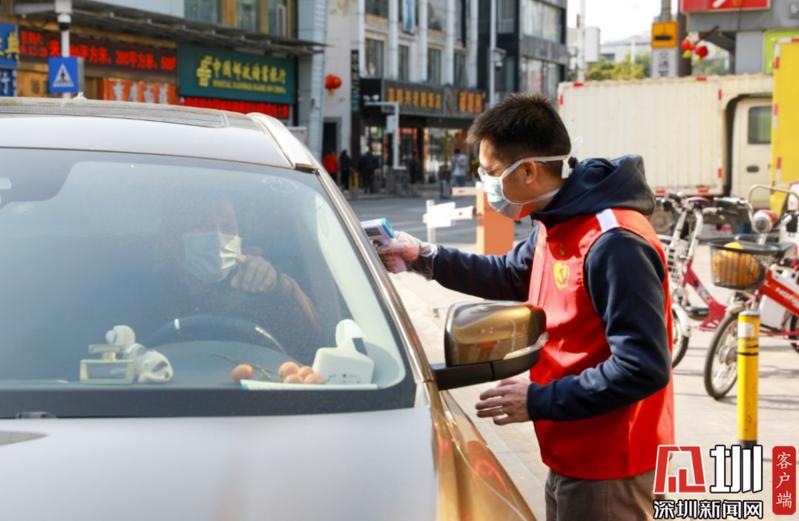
[0,98,545,521]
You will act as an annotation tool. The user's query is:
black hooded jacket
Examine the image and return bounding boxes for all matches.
[432,156,671,421]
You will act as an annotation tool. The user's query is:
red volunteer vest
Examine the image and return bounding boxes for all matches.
[527,208,674,480]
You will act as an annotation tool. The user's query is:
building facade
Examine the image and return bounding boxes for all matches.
[5,0,327,155]
[479,0,568,103]
[683,0,799,74]
[324,0,487,184]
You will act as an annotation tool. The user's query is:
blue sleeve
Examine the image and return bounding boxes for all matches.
[431,226,538,302]
[526,230,671,421]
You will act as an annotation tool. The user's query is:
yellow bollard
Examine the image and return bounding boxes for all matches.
[737,311,759,449]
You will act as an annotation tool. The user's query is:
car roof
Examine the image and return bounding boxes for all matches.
[0,97,316,171]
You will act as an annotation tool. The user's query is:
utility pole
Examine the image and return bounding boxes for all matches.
[56,0,71,99]
[576,0,586,82]
[488,0,497,107]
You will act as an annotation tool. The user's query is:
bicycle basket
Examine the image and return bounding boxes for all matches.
[709,239,779,290]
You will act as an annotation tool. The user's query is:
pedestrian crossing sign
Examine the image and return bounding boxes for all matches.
[48,57,82,93]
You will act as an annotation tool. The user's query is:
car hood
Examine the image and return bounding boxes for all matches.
[0,407,436,521]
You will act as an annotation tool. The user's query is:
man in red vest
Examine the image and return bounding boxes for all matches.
[379,93,674,520]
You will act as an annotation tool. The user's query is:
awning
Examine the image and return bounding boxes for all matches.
[13,0,324,57]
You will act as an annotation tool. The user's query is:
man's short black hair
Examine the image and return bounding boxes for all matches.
[467,93,571,176]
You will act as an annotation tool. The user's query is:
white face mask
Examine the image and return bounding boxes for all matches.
[181,231,242,284]
[478,154,570,219]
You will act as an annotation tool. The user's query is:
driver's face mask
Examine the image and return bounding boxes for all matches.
[478,153,570,220]
[181,231,242,284]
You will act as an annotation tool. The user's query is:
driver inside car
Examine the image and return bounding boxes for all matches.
[151,191,322,363]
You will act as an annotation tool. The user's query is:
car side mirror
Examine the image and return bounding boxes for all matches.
[431,301,546,391]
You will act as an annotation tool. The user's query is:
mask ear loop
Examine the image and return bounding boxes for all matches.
[561,136,584,178]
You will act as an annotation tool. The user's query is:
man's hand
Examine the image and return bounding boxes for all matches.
[475,377,532,425]
[377,231,423,273]
[231,255,278,293]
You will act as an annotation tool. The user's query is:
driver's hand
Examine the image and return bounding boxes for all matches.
[231,255,278,293]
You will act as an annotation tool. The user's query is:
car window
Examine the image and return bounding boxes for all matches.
[0,148,414,417]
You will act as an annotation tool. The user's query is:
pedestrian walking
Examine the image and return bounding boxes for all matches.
[358,148,377,194]
[322,149,339,184]
[452,148,469,187]
[339,150,351,190]
[378,93,673,521]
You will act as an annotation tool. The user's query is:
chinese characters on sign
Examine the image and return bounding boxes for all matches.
[100,78,178,105]
[181,96,290,119]
[773,446,796,515]
[178,45,296,105]
[0,69,17,97]
[0,23,19,97]
[0,23,20,70]
[18,29,177,74]
[381,80,485,117]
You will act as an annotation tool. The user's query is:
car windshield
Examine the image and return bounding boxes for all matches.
[0,148,414,417]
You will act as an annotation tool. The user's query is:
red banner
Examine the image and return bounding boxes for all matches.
[773,446,796,516]
[181,96,290,119]
[100,78,178,105]
[19,28,177,75]
[681,0,770,12]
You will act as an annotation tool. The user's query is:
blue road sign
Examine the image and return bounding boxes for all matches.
[48,57,80,93]
[0,68,16,97]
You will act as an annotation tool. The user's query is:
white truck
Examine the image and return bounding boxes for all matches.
[558,74,773,213]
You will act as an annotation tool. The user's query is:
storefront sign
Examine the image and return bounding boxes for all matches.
[181,96,291,119]
[374,80,485,118]
[0,23,19,69]
[680,0,769,12]
[351,50,360,113]
[19,28,177,74]
[178,45,295,105]
[100,78,178,104]
[0,68,17,97]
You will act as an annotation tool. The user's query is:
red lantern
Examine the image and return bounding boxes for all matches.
[695,45,709,59]
[325,74,342,91]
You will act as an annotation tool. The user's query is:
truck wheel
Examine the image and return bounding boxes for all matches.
[704,312,739,399]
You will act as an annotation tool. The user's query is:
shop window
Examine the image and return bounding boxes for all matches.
[237,0,259,32]
[366,38,385,77]
[398,45,410,81]
[497,0,515,34]
[268,0,289,36]
[366,0,389,17]
[454,51,467,87]
[185,0,220,23]
[428,48,442,85]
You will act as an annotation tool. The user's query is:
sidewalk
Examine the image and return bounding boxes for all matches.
[390,242,799,521]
